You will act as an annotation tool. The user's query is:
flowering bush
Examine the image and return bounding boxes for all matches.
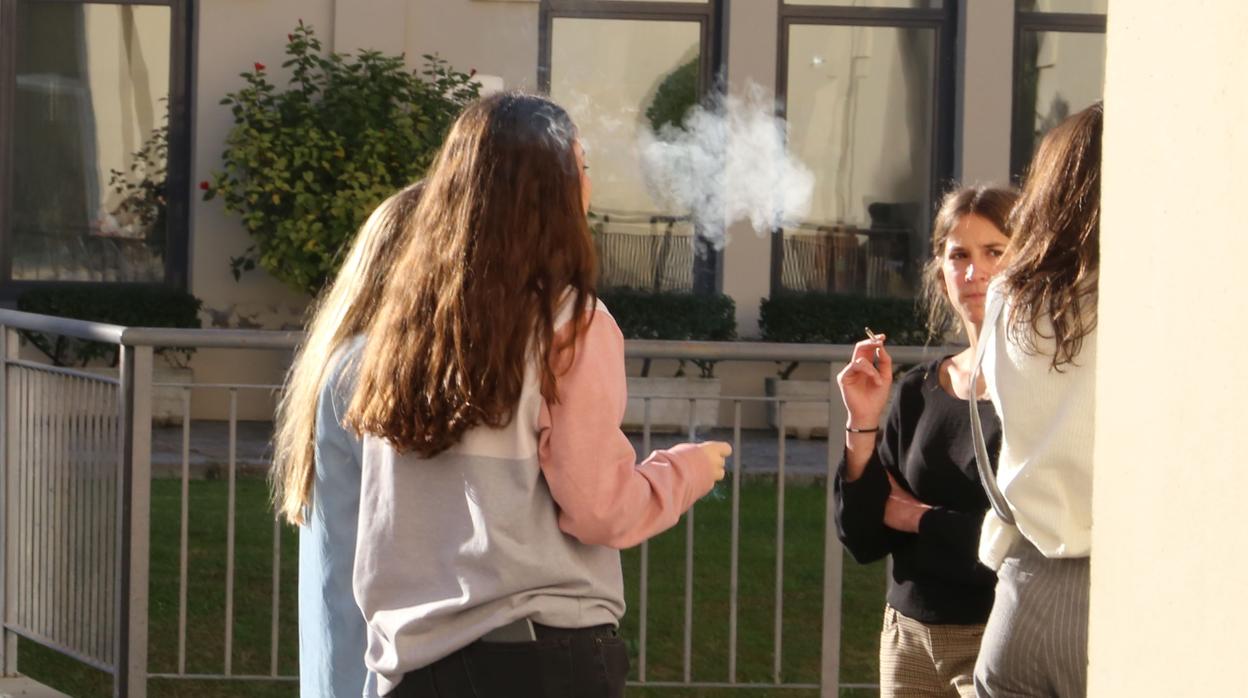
[202,21,479,294]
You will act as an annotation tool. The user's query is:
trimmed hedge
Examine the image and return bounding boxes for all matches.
[759,292,927,346]
[598,289,735,378]
[17,286,203,367]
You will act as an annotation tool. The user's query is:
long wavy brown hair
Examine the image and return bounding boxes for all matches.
[271,182,425,524]
[920,185,1019,341]
[1002,101,1103,369]
[345,93,597,457]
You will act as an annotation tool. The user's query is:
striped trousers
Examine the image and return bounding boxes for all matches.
[974,540,1090,698]
[879,605,985,698]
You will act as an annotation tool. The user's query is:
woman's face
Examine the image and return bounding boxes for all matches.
[941,213,1010,329]
[573,139,592,215]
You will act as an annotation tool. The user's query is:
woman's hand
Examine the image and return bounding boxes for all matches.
[836,336,893,431]
[883,472,931,533]
[697,441,732,482]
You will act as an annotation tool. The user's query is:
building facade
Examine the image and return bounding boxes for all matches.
[0,0,1106,416]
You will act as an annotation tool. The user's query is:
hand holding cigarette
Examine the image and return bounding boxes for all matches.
[835,327,893,433]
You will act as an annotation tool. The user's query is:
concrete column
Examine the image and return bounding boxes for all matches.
[722,0,780,338]
[955,0,1014,186]
[1090,1,1248,695]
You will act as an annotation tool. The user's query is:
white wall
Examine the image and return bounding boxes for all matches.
[1090,1,1248,694]
[190,0,335,417]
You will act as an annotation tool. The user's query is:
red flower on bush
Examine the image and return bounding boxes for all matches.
[287,34,294,42]
[254,62,266,72]
[469,68,477,77]
[199,180,211,191]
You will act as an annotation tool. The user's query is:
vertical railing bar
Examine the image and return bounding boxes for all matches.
[15,370,27,634]
[638,398,651,684]
[89,378,101,663]
[270,516,281,677]
[109,375,120,665]
[77,376,89,658]
[775,400,786,685]
[108,376,118,665]
[2,338,21,672]
[728,400,742,684]
[224,389,238,676]
[115,344,153,698]
[94,378,107,663]
[683,399,695,685]
[35,370,46,640]
[55,371,67,648]
[67,376,78,655]
[177,388,191,675]
[70,376,82,655]
[819,363,844,698]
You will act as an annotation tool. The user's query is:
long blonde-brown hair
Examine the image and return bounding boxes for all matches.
[1002,101,1102,369]
[919,185,1019,340]
[271,182,424,525]
[345,93,597,457]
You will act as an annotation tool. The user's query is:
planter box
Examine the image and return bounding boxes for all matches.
[84,365,195,425]
[624,376,721,434]
[764,377,847,440]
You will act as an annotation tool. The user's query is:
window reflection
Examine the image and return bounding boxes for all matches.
[13,2,172,282]
[550,17,702,291]
[782,24,937,297]
[1012,30,1105,177]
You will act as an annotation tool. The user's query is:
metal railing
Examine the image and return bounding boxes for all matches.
[0,309,951,697]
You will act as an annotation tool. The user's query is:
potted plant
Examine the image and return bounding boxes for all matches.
[17,285,204,425]
[201,21,479,294]
[600,288,735,433]
[758,292,926,438]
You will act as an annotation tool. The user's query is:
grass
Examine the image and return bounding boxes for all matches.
[17,477,886,697]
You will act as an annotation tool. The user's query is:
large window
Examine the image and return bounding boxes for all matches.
[775,1,956,298]
[539,0,725,293]
[1011,0,1106,180]
[0,0,193,297]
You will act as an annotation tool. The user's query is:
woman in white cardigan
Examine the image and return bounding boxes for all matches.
[971,102,1103,698]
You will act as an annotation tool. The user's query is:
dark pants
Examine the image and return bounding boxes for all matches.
[386,624,629,698]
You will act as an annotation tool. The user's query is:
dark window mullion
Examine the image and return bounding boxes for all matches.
[780,4,946,25]
[162,0,191,289]
[1016,10,1107,33]
[0,0,16,285]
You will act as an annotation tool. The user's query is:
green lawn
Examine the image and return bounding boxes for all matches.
[17,477,886,697]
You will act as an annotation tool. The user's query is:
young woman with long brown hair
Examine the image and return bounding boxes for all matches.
[834,185,1018,697]
[971,102,1103,697]
[273,181,424,697]
[344,92,730,698]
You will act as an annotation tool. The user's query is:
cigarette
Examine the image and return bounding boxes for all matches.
[864,327,880,341]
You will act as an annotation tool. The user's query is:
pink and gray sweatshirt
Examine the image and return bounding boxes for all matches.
[352,301,717,695]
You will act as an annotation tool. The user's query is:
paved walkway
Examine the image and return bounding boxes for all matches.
[151,421,838,482]
[0,676,70,698]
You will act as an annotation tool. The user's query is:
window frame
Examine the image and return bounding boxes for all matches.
[0,0,195,301]
[773,1,959,296]
[1010,6,1106,181]
[537,0,729,294]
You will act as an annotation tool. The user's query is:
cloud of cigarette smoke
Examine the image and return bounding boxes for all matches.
[637,84,814,250]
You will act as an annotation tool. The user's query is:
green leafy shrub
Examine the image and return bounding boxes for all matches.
[599,289,735,378]
[202,21,479,294]
[646,58,700,133]
[759,293,927,378]
[17,286,203,367]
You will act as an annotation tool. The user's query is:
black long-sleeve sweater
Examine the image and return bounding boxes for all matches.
[833,357,1001,625]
